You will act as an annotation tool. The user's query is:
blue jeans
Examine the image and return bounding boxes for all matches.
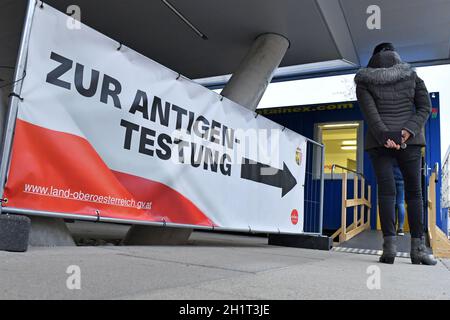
[395,181,405,230]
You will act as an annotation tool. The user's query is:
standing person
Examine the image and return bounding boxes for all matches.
[393,161,405,236]
[355,42,437,265]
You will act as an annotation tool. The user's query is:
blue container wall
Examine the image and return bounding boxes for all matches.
[259,102,378,231]
[426,93,446,234]
[259,94,442,233]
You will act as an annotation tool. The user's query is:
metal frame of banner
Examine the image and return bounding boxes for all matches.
[303,136,325,235]
[2,207,99,222]
[0,0,37,210]
[0,0,326,237]
[1,206,323,236]
[314,137,325,234]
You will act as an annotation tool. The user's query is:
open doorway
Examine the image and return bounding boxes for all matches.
[314,121,363,179]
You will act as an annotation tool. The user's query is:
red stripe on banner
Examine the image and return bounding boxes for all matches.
[3,119,215,226]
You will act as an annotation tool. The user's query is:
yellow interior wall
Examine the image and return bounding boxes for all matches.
[376,202,411,232]
[321,127,358,174]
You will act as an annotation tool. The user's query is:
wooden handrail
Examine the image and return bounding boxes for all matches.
[331,170,371,244]
[427,170,450,258]
[330,164,365,179]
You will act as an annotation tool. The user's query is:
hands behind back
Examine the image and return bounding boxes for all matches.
[384,139,400,150]
[384,130,410,150]
[401,129,411,144]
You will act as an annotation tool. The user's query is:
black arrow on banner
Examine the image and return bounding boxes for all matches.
[240,158,297,197]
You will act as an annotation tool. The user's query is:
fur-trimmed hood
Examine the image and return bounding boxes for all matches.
[354,51,415,85]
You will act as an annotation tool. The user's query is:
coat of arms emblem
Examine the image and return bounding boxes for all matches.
[295,147,302,166]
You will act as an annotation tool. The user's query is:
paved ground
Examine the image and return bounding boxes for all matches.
[0,231,449,300]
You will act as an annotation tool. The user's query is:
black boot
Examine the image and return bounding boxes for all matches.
[379,236,397,264]
[410,237,438,265]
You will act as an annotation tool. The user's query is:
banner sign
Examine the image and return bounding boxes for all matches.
[3,4,307,233]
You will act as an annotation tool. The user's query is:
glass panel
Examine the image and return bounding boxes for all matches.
[319,123,359,175]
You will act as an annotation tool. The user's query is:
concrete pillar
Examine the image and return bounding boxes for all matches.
[123,225,192,245]
[28,216,75,247]
[221,33,290,111]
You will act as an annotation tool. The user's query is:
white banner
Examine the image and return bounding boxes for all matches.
[4,4,307,233]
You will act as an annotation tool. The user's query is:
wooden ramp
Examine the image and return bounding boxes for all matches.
[333,229,411,257]
[428,171,450,258]
[330,170,371,245]
[331,168,450,258]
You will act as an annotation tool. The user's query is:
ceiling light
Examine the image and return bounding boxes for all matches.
[341,146,357,150]
[322,123,359,128]
[342,140,357,145]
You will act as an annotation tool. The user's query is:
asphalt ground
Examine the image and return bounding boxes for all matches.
[0,229,449,300]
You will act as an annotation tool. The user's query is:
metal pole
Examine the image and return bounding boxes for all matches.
[3,206,322,236]
[318,144,325,234]
[304,136,324,148]
[331,163,365,178]
[2,207,99,222]
[0,0,36,208]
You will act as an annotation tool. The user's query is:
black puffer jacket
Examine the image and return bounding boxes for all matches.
[354,51,431,150]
